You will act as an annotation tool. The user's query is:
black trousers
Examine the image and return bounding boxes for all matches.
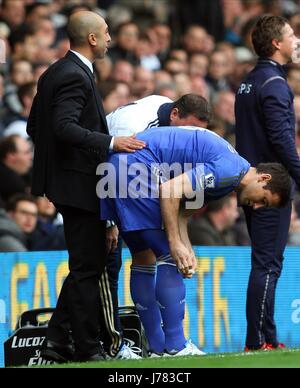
[243,202,292,348]
[47,205,122,357]
[100,237,123,351]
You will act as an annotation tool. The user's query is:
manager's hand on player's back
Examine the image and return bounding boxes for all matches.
[113,134,146,153]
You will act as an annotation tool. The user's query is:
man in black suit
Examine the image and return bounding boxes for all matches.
[27,11,145,363]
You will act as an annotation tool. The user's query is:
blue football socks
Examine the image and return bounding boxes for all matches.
[130,264,165,353]
[156,256,186,352]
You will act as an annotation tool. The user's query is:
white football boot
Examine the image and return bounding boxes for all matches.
[165,340,206,357]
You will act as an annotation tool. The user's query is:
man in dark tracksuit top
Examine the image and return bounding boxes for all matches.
[235,15,300,350]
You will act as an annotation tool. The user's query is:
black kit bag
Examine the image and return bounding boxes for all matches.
[4,306,148,366]
[118,306,148,358]
[4,308,55,367]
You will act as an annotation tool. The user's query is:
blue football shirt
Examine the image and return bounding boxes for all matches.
[100,127,250,231]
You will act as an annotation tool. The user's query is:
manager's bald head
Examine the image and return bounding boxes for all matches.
[67,11,111,60]
[67,11,104,46]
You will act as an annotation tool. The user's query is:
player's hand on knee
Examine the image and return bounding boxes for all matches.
[113,135,146,153]
[106,225,119,253]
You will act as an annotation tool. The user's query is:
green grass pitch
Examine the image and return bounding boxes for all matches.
[33,349,300,368]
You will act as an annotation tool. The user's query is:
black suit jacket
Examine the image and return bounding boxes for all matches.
[27,51,112,213]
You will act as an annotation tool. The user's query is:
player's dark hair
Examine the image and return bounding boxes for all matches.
[173,94,211,124]
[256,163,292,207]
[252,15,288,58]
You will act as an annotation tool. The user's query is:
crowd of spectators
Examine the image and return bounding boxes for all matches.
[1,0,300,252]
